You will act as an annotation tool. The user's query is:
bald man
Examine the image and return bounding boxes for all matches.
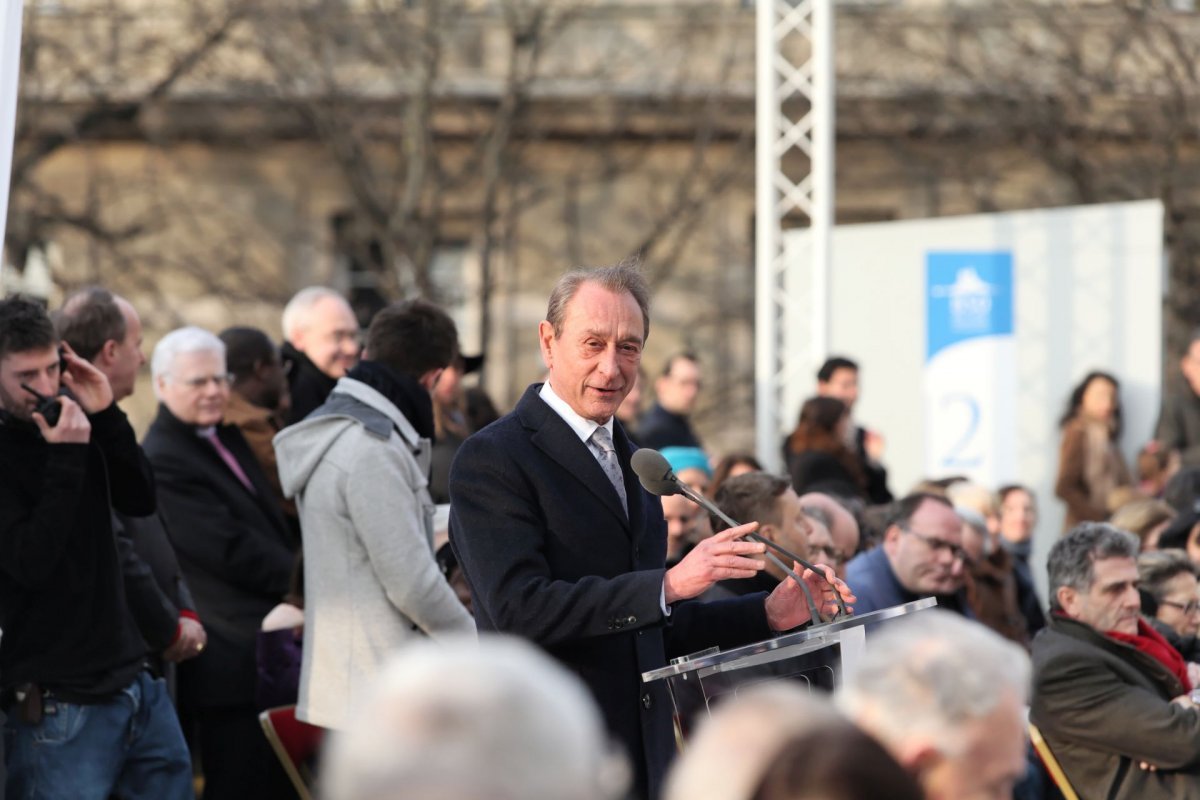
[799,493,860,579]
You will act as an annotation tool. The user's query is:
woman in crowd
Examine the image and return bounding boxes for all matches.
[1110,497,1176,551]
[711,452,763,497]
[1055,371,1132,530]
[1137,549,1200,661]
[784,397,866,500]
[996,484,1047,637]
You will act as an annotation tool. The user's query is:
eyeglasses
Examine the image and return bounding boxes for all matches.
[1159,598,1200,615]
[808,543,843,566]
[900,525,968,563]
[174,373,233,390]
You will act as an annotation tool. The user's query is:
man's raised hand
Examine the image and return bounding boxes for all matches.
[34,395,91,444]
[664,522,764,604]
[59,341,113,413]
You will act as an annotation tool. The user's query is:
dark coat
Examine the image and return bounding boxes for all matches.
[852,426,893,504]
[1031,614,1200,799]
[142,405,297,709]
[785,449,864,500]
[115,508,197,674]
[281,342,337,426]
[449,385,772,800]
[636,402,702,452]
[0,404,155,700]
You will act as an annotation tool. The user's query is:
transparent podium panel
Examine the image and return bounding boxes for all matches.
[642,598,937,738]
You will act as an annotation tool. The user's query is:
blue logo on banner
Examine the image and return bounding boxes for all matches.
[926,252,1013,361]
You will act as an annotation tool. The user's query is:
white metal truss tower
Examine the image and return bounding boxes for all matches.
[754,0,834,470]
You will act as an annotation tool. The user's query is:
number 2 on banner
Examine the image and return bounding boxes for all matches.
[941,393,982,469]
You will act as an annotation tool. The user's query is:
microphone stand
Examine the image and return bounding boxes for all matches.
[669,479,849,624]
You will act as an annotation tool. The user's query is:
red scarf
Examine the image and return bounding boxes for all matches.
[1107,618,1192,693]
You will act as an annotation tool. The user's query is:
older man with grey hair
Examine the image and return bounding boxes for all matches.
[281,286,360,424]
[1031,522,1200,799]
[838,609,1030,800]
[143,326,298,800]
[321,636,629,800]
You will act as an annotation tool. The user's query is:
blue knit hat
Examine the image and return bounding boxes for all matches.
[660,446,712,478]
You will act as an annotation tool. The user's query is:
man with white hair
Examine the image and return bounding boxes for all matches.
[839,609,1030,800]
[1032,523,1200,799]
[281,286,360,424]
[321,636,629,800]
[143,326,298,800]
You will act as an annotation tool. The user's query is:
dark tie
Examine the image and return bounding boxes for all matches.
[589,426,627,517]
[201,428,256,494]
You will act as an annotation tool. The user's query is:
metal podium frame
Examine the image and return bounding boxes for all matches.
[642,598,938,729]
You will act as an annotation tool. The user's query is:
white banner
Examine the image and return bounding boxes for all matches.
[0,1,23,284]
[924,252,1017,487]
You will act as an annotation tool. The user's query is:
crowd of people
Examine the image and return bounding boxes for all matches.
[4,266,1200,800]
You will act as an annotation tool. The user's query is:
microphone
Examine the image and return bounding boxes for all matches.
[631,449,848,623]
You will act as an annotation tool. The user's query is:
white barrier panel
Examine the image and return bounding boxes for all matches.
[782,200,1164,595]
[0,1,23,282]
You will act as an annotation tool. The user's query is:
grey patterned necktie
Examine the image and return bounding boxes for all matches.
[589,426,628,517]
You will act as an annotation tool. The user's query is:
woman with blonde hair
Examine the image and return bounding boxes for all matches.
[1110,498,1176,551]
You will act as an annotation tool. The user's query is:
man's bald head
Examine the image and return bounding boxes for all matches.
[798,493,859,577]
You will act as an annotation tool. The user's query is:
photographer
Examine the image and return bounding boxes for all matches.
[0,296,191,799]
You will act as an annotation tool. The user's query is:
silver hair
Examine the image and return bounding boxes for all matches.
[545,259,651,341]
[1048,522,1140,611]
[838,610,1030,756]
[150,326,225,399]
[321,635,629,800]
[282,286,349,342]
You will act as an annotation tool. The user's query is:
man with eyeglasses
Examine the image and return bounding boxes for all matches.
[844,492,972,616]
[1032,523,1200,800]
[143,326,299,800]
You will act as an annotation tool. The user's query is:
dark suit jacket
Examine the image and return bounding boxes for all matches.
[449,385,772,799]
[115,508,197,674]
[142,405,297,709]
[282,342,337,426]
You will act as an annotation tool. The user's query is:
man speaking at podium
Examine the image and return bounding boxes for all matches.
[449,262,852,799]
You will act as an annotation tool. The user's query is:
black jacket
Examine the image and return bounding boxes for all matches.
[116,508,197,671]
[449,386,771,799]
[282,342,337,426]
[0,404,155,701]
[636,402,703,452]
[143,405,297,709]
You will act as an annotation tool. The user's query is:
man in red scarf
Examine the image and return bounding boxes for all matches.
[1032,523,1200,800]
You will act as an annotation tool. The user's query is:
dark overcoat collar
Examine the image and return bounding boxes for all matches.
[515,384,645,540]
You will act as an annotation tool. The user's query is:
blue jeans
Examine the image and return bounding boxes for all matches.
[3,671,192,800]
